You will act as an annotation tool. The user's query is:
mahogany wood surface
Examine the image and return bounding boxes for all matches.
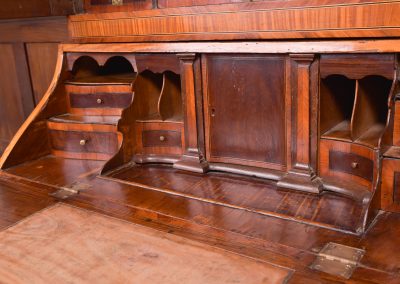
[26,43,60,105]
[69,1,400,42]
[0,0,82,19]
[203,55,286,171]
[1,161,400,283]
[0,203,292,284]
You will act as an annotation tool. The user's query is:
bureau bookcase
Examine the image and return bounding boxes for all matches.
[2,1,400,236]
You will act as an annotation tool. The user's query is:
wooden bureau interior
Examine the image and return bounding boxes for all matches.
[3,0,400,238]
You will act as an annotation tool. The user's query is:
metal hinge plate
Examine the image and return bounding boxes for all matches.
[310,242,365,279]
[50,183,91,200]
[112,0,123,5]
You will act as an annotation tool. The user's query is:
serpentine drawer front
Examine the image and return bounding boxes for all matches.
[69,92,133,109]
[329,150,374,182]
[142,130,182,148]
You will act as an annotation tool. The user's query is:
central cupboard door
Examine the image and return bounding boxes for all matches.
[203,55,287,170]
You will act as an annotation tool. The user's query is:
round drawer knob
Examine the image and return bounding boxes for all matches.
[96,98,103,104]
[159,135,166,142]
[351,162,359,169]
[80,139,87,146]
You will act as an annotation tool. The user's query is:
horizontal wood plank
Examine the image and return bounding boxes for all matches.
[69,0,400,42]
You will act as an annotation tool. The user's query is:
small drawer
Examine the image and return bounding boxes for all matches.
[329,150,374,182]
[381,158,400,212]
[142,130,182,148]
[319,139,376,189]
[69,92,133,109]
[49,130,119,155]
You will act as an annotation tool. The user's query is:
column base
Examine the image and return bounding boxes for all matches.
[277,169,323,194]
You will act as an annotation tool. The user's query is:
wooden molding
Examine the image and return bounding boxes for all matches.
[69,0,400,42]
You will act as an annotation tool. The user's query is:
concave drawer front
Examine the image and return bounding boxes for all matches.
[65,84,133,115]
[329,151,373,182]
[204,55,286,171]
[69,93,133,109]
[49,130,119,154]
[135,121,184,156]
[142,130,182,148]
[320,139,376,189]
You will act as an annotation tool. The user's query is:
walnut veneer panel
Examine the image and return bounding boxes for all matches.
[0,203,292,283]
[70,1,400,42]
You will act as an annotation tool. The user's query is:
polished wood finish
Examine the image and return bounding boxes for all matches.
[0,16,68,154]
[174,54,208,173]
[0,44,36,154]
[0,203,291,284]
[2,159,400,283]
[381,158,400,212]
[0,17,68,43]
[320,54,395,80]
[69,1,400,42]
[135,121,184,157]
[320,139,377,190]
[69,91,133,109]
[26,43,59,104]
[84,0,153,13]
[278,54,322,194]
[65,84,133,116]
[0,0,82,19]
[203,55,286,171]
[158,0,248,8]
[329,150,374,182]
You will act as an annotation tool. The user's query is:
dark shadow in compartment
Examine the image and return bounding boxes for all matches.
[68,55,137,85]
[133,70,164,120]
[320,75,356,141]
[159,71,183,122]
[352,75,392,148]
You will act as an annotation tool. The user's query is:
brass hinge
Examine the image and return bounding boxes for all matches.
[112,0,123,5]
[310,242,365,279]
[50,183,91,200]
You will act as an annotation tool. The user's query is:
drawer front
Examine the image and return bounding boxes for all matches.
[49,130,119,154]
[142,130,182,148]
[382,159,400,212]
[69,92,132,109]
[329,150,374,182]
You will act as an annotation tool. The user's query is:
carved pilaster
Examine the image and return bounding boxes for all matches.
[174,53,208,173]
[278,54,323,194]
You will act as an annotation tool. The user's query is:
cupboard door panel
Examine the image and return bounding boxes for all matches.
[204,55,286,169]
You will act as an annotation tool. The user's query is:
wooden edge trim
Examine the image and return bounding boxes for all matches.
[62,40,400,54]
[0,45,64,169]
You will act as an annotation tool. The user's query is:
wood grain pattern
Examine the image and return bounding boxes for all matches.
[381,158,400,212]
[0,203,292,284]
[69,1,400,42]
[26,43,60,105]
[203,54,286,170]
[319,139,377,190]
[61,40,400,54]
[0,0,81,19]
[135,121,184,157]
[158,0,249,8]
[329,150,374,182]
[320,54,395,80]
[0,44,35,154]
[0,17,68,43]
[1,169,400,283]
[84,0,153,13]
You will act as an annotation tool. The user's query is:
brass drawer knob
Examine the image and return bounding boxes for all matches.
[159,135,166,142]
[80,139,87,146]
[96,98,103,104]
[351,162,359,169]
